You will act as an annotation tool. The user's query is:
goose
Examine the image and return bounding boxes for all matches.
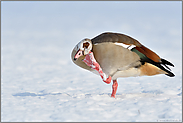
[71,32,175,98]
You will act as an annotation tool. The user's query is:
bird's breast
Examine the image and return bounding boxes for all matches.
[92,42,141,77]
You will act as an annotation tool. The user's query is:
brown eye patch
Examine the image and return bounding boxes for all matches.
[83,42,90,48]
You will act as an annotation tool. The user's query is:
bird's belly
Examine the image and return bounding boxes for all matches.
[112,67,141,80]
[90,66,141,80]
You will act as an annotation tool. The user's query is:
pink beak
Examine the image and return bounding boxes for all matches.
[74,50,83,61]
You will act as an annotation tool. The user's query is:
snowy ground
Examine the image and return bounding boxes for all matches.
[1,1,182,122]
[1,40,182,122]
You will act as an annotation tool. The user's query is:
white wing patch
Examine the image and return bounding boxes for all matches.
[114,43,136,50]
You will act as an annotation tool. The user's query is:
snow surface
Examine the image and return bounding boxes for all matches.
[1,1,182,122]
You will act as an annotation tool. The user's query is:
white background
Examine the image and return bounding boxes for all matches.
[1,1,182,122]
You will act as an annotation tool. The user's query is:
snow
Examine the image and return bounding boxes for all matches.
[1,1,182,122]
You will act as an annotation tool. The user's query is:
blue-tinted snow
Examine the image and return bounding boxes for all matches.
[1,1,182,122]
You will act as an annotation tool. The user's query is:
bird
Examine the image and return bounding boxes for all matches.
[71,32,175,98]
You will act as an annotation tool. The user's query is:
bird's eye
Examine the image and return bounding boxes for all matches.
[78,53,81,55]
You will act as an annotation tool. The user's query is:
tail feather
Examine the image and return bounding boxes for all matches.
[141,58,175,77]
[160,58,175,77]
[161,58,174,67]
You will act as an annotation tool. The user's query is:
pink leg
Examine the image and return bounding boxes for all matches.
[111,80,118,98]
[83,52,111,84]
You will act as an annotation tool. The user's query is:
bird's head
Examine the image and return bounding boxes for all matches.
[73,38,92,61]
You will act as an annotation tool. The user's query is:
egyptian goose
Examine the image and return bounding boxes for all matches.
[71,32,175,98]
